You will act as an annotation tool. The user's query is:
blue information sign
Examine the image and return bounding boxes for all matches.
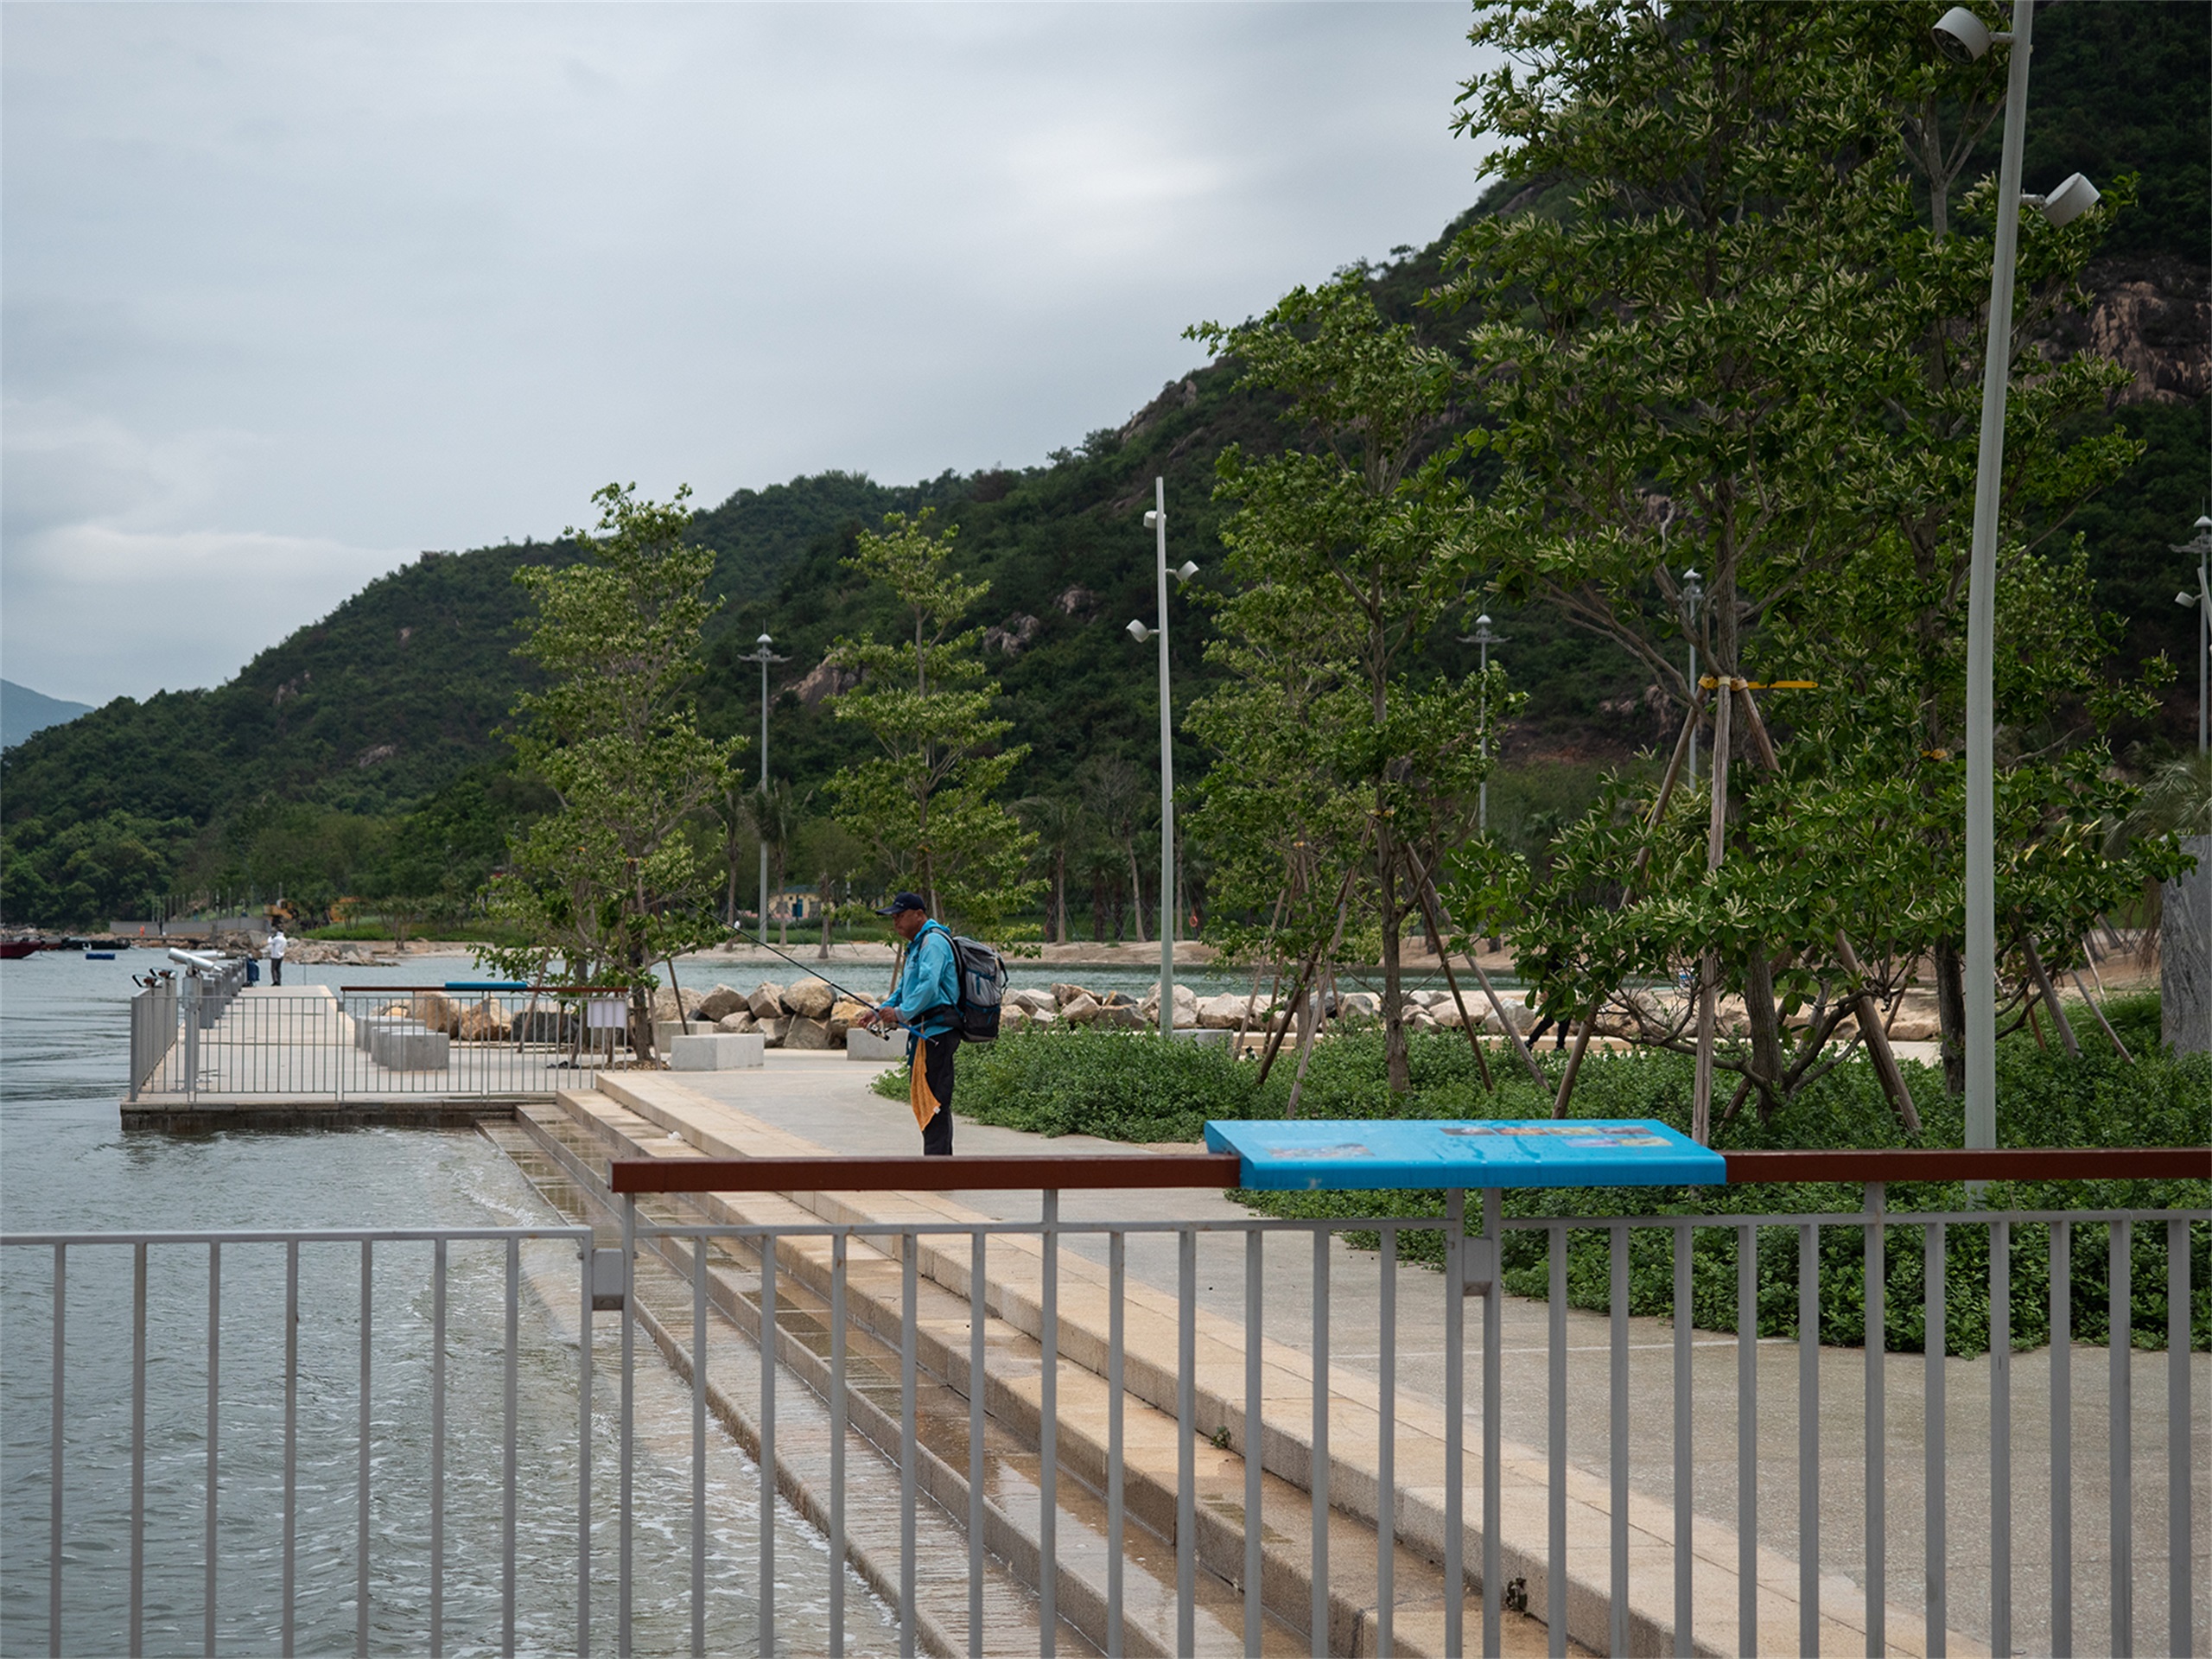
[1203,1118,1726,1191]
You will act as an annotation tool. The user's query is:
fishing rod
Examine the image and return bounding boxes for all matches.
[725,927,893,1016]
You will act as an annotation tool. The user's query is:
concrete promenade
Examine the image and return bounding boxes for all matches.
[575,1052,2207,1657]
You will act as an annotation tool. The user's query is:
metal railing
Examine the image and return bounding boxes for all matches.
[124,986,643,1102]
[3,1149,2204,1656]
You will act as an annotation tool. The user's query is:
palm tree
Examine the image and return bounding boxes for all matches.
[1017,794,1088,944]
[1079,753,1151,944]
[748,781,811,946]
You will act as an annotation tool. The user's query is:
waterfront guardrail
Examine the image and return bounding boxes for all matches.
[4,1148,2203,1656]
[124,984,644,1102]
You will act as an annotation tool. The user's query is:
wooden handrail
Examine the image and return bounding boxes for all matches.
[610,1152,1244,1193]
[1721,1147,2210,1185]
[607,1144,2208,1194]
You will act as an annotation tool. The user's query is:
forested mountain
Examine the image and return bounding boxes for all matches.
[3,0,2205,930]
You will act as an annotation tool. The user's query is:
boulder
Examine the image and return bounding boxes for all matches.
[717,1010,760,1034]
[1336,991,1380,1023]
[1431,1001,1468,1030]
[747,982,788,1020]
[1001,1003,1033,1031]
[1050,982,1092,1007]
[828,998,871,1039]
[410,991,459,1035]
[784,977,836,1020]
[1059,993,1102,1026]
[455,998,511,1042]
[757,1015,789,1048]
[514,1002,575,1045]
[1008,987,1057,1014]
[1889,1015,1939,1042]
[1096,1002,1147,1030]
[650,986,707,1025]
[784,1015,836,1050]
[696,983,748,1021]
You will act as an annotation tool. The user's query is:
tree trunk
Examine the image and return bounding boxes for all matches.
[1742,946,1786,1123]
[1052,853,1069,944]
[1126,842,1148,944]
[1934,937,1967,1096]
[1378,823,1409,1095]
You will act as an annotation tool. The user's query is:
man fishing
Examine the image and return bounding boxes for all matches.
[859,893,958,1155]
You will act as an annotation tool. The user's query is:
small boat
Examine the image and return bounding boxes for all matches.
[0,940,46,960]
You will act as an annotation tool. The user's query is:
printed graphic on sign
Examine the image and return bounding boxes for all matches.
[1204,1117,1727,1191]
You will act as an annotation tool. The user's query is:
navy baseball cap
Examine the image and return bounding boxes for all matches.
[874,892,928,916]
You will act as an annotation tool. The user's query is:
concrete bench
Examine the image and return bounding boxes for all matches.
[669,1032,765,1071]
[370,1027,450,1071]
[653,1019,715,1052]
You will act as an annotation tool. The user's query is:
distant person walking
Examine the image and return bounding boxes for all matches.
[861,893,958,1155]
[266,925,287,987]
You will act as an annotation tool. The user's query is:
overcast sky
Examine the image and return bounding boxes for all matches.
[3,2,1497,707]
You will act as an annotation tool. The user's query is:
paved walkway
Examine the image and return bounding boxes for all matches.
[592,1052,2209,1657]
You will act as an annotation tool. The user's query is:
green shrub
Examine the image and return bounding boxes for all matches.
[900,1022,2209,1353]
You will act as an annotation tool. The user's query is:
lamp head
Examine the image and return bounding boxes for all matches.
[2181,593,2199,608]
[1476,613,1491,627]
[757,632,772,647]
[1143,510,1160,530]
[2196,516,2210,531]
[1931,6,1994,62]
[1126,619,1154,644]
[1173,560,1199,583]
[2033,173,2101,228]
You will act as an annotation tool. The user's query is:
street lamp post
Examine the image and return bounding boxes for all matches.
[737,632,788,938]
[1127,476,1198,1037]
[1934,1,2101,1162]
[1681,569,1705,790]
[1464,614,1506,833]
[2176,516,2212,754]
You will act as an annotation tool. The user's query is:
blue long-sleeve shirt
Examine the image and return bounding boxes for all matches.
[883,923,959,1042]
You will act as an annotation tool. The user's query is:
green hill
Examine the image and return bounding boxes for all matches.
[4,0,2205,929]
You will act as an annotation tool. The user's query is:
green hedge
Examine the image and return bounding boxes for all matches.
[885,1011,2210,1354]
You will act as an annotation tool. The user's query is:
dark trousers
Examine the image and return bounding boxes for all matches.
[270,958,283,986]
[918,1031,957,1155]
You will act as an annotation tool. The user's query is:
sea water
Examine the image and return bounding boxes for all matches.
[0,951,901,1656]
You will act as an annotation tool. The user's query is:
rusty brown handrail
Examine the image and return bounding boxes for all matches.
[1722,1147,2210,1184]
[608,1144,2209,1195]
[610,1153,1244,1193]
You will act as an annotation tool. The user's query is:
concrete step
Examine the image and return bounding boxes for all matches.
[520,1089,1560,1657]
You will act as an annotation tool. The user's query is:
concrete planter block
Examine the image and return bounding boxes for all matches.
[652,1019,714,1052]
[354,1014,423,1052]
[670,1032,764,1071]
[846,1028,906,1062]
[371,1027,450,1071]
[1165,1027,1230,1046]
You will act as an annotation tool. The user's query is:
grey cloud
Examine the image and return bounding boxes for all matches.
[2,3,1495,705]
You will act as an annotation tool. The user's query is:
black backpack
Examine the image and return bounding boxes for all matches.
[918,921,1007,1044]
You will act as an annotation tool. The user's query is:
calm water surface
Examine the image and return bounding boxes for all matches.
[0,950,899,1656]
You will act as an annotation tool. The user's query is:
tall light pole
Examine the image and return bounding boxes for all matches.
[1128,476,1198,1037]
[2176,515,2212,754]
[1681,569,1704,790]
[1934,1,2101,1160]
[737,632,787,937]
[1463,614,1506,833]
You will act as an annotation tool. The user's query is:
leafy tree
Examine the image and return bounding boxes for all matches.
[1190,274,1496,1094]
[749,779,810,946]
[479,485,740,1058]
[1435,0,2178,1126]
[823,510,1039,935]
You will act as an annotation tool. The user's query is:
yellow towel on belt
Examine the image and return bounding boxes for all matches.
[909,1046,943,1133]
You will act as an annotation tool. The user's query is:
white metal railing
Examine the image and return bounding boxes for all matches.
[123,986,654,1102]
[3,1174,2203,1656]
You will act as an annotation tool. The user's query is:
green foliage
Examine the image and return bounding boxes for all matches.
[478,485,739,1037]
[1188,274,1505,1090]
[912,1021,2209,1353]
[824,510,1041,936]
